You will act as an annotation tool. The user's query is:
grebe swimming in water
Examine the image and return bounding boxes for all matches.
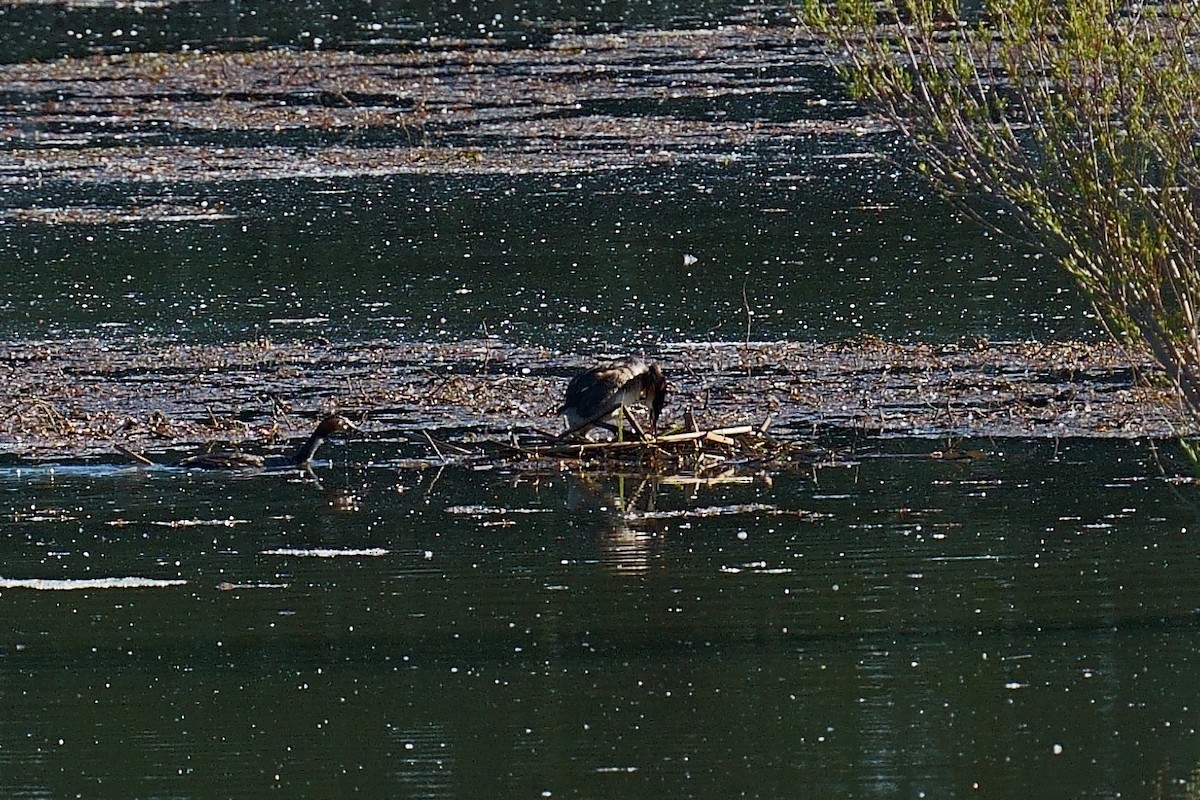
[559,357,666,438]
[119,413,361,470]
[176,413,360,470]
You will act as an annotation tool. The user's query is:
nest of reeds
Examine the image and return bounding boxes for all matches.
[422,411,827,476]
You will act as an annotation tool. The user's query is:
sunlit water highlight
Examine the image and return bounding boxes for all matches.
[0,576,187,590]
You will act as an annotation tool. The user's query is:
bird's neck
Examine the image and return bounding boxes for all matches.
[290,430,326,465]
[632,370,656,397]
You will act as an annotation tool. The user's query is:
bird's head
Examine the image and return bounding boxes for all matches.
[315,413,362,438]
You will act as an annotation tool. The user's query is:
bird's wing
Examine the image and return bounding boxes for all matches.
[177,451,265,470]
[560,368,616,413]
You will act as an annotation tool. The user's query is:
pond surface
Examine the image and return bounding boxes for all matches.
[2,438,1199,798]
[0,165,1089,346]
[0,2,1197,799]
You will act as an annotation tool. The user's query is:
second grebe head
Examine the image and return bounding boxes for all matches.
[314,413,361,438]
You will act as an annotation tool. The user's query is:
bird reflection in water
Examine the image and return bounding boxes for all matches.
[565,473,663,574]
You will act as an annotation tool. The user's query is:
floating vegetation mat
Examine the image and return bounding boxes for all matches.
[0,26,835,197]
[0,337,1184,461]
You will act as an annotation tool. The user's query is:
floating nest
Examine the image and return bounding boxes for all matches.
[422,415,831,477]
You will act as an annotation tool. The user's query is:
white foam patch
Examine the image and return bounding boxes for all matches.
[262,548,389,558]
[719,565,794,575]
[445,505,552,515]
[0,576,186,590]
[150,518,250,528]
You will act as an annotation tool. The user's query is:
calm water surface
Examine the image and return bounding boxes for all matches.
[0,2,1194,798]
[0,164,1088,346]
[0,0,781,63]
[0,438,1197,798]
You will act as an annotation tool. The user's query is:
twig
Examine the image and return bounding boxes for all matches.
[742,280,753,345]
[421,430,474,457]
[422,430,444,458]
[557,401,625,439]
[623,409,648,440]
[651,425,755,443]
[114,443,157,467]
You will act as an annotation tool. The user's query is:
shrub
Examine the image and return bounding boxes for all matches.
[802,0,1200,426]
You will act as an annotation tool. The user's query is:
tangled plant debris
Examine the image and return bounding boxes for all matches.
[422,420,829,477]
[0,336,1183,464]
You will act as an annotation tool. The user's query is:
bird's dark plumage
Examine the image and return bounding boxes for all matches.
[559,358,667,437]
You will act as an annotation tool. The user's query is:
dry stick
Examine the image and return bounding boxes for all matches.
[651,425,755,443]
[421,431,501,470]
[422,431,476,457]
[704,431,739,447]
[422,430,445,458]
[114,443,156,467]
[524,425,758,459]
[557,401,634,440]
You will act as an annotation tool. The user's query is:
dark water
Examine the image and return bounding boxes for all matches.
[0,2,1192,798]
[1,438,1198,798]
[0,163,1089,347]
[0,0,788,63]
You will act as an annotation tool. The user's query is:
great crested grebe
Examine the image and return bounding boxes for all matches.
[559,357,667,438]
[134,413,360,470]
[175,413,360,470]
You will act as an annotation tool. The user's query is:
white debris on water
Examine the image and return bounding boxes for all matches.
[150,518,250,528]
[262,548,389,558]
[0,576,186,590]
[445,505,552,515]
[719,562,793,575]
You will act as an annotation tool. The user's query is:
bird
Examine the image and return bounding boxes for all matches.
[559,357,667,438]
[118,413,361,470]
[177,413,360,470]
